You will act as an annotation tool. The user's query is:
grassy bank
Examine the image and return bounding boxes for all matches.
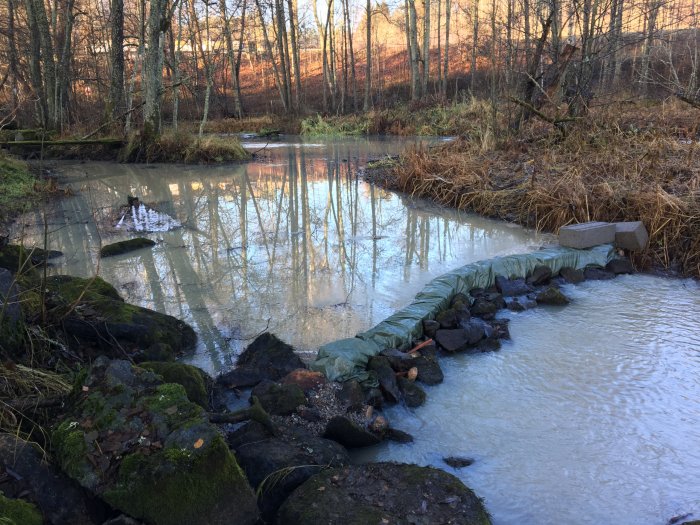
[0,153,42,225]
[369,100,700,278]
[300,97,493,137]
[121,131,250,163]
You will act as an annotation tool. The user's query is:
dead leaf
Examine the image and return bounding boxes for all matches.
[193,438,204,449]
[164,405,178,415]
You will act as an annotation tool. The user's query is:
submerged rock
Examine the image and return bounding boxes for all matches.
[277,462,492,525]
[323,416,381,448]
[217,332,306,389]
[443,456,475,469]
[398,376,426,407]
[435,328,471,353]
[99,237,156,258]
[0,244,62,274]
[559,266,585,283]
[536,286,571,306]
[583,266,616,280]
[52,358,258,525]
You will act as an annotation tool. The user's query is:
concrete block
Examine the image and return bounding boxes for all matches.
[558,222,616,249]
[614,221,649,251]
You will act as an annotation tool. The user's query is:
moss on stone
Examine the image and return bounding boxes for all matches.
[139,362,210,408]
[51,420,90,483]
[103,434,257,525]
[100,238,156,258]
[0,492,43,525]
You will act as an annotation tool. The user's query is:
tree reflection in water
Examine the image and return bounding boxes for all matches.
[13,138,545,374]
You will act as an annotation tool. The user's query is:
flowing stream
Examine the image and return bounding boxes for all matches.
[14,137,700,524]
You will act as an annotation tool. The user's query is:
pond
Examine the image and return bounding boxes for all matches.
[13,137,700,524]
[14,136,545,374]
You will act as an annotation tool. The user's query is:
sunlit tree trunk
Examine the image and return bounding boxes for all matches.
[422,0,430,94]
[108,0,125,121]
[441,0,450,95]
[363,0,372,110]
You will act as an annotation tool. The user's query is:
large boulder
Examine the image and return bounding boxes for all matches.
[494,276,531,297]
[277,462,492,525]
[230,422,348,523]
[217,333,306,389]
[0,434,97,525]
[323,416,381,448]
[22,275,196,359]
[536,286,570,306]
[251,380,307,416]
[52,358,258,525]
[368,356,401,403]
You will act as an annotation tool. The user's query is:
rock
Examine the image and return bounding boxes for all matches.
[436,308,459,329]
[477,338,501,352]
[217,332,306,389]
[470,293,505,318]
[422,319,440,339]
[584,266,616,280]
[398,376,426,407]
[251,380,307,416]
[506,299,525,311]
[281,369,327,392]
[231,426,348,522]
[461,319,486,345]
[414,356,444,385]
[0,434,98,525]
[384,428,414,443]
[276,462,492,525]
[495,276,531,297]
[33,275,196,358]
[606,258,634,274]
[368,356,401,403]
[0,268,24,357]
[335,380,365,412]
[138,361,211,409]
[527,265,553,286]
[101,516,142,525]
[323,416,381,448]
[52,358,259,525]
[435,329,470,353]
[364,387,384,408]
[559,221,616,249]
[443,456,475,469]
[0,493,43,525]
[0,244,62,274]
[99,238,156,258]
[536,286,570,305]
[559,266,585,283]
[614,221,649,251]
[489,319,510,340]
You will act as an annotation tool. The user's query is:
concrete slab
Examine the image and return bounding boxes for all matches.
[558,222,616,249]
[615,221,649,251]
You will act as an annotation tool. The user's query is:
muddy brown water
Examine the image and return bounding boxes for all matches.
[14,137,699,524]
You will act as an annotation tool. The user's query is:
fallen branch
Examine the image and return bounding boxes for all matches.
[674,92,700,110]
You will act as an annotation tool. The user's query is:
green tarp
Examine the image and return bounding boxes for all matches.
[311,244,616,382]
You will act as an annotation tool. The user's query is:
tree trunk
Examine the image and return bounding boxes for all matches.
[144,0,169,137]
[363,0,372,110]
[287,0,302,110]
[441,0,450,95]
[220,0,244,118]
[407,0,421,100]
[422,0,430,94]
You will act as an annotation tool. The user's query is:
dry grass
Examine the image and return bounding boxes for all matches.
[122,131,250,163]
[381,100,700,277]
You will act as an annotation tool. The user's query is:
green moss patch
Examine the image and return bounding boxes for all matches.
[139,361,210,408]
[52,358,258,525]
[0,154,37,223]
[0,492,43,525]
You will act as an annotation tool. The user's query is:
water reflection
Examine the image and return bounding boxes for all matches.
[14,137,545,373]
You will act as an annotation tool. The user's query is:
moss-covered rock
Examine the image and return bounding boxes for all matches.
[250,380,306,416]
[0,492,43,525]
[277,462,491,525]
[100,238,156,258]
[20,274,196,358]
[53,358,258,525]
[139,361,211,409]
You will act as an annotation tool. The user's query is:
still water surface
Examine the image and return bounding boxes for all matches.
[14,136,544,373]
[355,274,700,525]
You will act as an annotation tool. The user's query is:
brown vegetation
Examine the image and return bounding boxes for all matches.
[375,100,700,277]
